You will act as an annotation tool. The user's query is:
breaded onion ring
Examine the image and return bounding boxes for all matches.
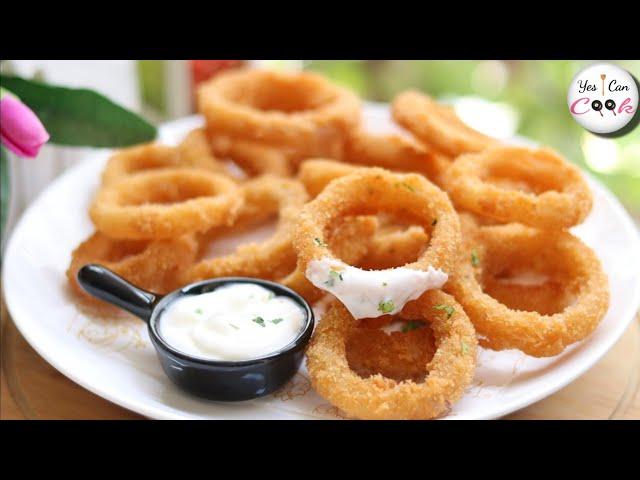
[444,146,593,230]
[344,126,432,170]
[297,159,361,197]
[392,90,497,156]
[183,176,308,282]
[294,168,460,317]
[306,290,477,419]
[90,168,242,239]
[446,224,609,357]
[208,133,293,178]
[66,232,198,301]
[102,133,228,186]
[198,69,360,156]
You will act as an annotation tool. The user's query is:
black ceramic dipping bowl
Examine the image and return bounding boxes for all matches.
[77,264,315,402]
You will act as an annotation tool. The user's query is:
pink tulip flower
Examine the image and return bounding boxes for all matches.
[0,95,50,158]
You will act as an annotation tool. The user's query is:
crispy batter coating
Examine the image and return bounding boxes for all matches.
[198,69,360,157]
[294,167,460,279]
[90,168,242,239]
[183,176,308,282]
[306,290,477,419]
[446,224,609,357]
[67,232,198,305]
[392,90,497,156]
[102,132,229,185]
[444,146,593,230]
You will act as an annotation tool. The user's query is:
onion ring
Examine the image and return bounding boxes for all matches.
[445,224,609,357]
[198,69,360,155]
[392,90,498,156]
[306,290,477,419]
[208,133,294,178]
[102,132,229,186]
[90,168,243,239]
[297,159,361,197]
[294,168,460,318]
[67,232,198,304]
[445,146,593,229]
[183,176,308,282]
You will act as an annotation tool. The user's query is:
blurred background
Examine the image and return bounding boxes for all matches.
[2,60,639,230]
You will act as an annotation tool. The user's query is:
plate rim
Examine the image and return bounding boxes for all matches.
[3,113,640,420]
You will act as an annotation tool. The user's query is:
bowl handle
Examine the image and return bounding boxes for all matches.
[77,264,161,323]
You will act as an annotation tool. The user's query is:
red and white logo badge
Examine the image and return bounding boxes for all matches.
[568,63,638,135]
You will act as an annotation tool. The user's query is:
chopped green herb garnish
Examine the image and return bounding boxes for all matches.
[402,320,424,333]
[271,318,284,325]
[324,269,343,287]
[432,218,438,226]
[194,308,203,315]
[314,237,328,247]
[378,300,395,314]
[433,304,455,319]
[229,323,239,330]
[461,341,470,355]
[471,249,480,267]
[382,282,388,287]
[396,182,415,192]
[252,317,266,327]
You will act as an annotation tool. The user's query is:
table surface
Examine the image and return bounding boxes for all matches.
[1,291,639,420]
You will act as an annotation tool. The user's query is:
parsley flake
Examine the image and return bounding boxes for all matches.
[471,249,480,267]
[314,237,328,247]
[229,323,239,330]
[271,318,284,325]
[252,317,266,327]
[324,269,343,287]
[433,304,455,319]
[461,341,470,355]
[378,300,395,314]
[194,308,203,315]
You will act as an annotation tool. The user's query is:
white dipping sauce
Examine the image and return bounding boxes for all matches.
[159,283,306,361]
[306,257,448,319]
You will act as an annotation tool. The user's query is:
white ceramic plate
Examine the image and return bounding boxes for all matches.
[4,105,640,419]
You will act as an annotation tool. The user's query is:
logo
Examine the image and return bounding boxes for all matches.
[567,63,638,136]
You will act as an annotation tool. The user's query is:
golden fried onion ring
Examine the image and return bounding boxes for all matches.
[444,146,593,230]
[392,90,497,157]
[183,176,308,282]
[102,132,229,185]
[294,167,460,283]
[446,224,609,357]
[306,290,477,419]
[198,69,360,155]
[67,232,198,300]
[297,159,360,198]
[208,133,293,178]
[90,168,242,239]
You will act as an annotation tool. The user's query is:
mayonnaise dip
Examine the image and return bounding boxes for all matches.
[306,257,448,319]
[158,283,306,361]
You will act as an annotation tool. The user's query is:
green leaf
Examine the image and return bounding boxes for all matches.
[0,75,157,147]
